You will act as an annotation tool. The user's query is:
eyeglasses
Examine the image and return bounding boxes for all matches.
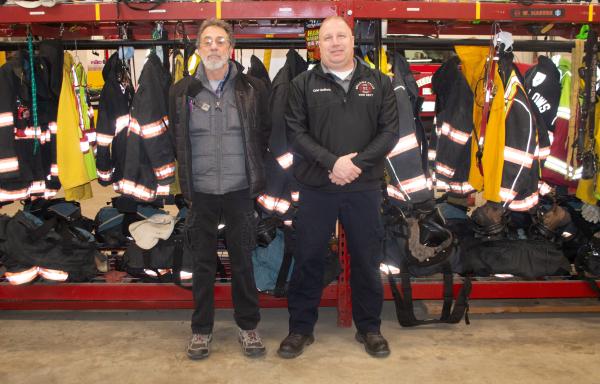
[200,36,229,48]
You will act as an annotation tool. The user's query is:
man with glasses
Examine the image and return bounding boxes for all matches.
[278,16,399,359]
[169,18,271,360]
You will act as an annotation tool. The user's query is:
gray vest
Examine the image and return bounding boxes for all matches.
[189,63,249,194]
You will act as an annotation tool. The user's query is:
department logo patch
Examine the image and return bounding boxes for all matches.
[532,72,547,87]
[356,81,375,96]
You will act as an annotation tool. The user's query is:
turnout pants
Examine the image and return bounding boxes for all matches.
[288,188,384,335]
[187,189,260,334]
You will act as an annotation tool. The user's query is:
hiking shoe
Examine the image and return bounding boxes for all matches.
[186,333,212,360]
[355,332,390,358]
[277,333,314,359]
[238,328,266,358]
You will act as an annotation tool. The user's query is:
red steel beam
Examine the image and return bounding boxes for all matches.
[0,2,338,24]
[384,280,600,300]
[1,281,598,310]
[352,1,599,24]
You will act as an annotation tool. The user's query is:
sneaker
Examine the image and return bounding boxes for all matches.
[238,328,266,358]
[186,333,212,360]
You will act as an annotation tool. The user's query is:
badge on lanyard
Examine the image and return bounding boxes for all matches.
[201,103,210,112]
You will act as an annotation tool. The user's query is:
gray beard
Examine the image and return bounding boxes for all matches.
[202,57,228,71]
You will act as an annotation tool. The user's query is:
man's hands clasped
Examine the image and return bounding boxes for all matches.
[329,153,362,186]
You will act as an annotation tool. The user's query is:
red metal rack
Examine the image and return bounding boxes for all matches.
[1,1,600,323]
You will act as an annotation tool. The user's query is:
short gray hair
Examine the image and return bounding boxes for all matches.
[197,18,235,47]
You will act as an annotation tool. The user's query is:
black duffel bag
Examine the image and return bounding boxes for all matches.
[0,211,99,282]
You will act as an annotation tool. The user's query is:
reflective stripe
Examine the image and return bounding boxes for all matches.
[504,146,533,168]
[386,184,406,201]
[533,145,550,160]
[276,152,294,169]
[119,180,157,201]
[44,189,59,199]
[435,179,449,192]
[388,133,419,158]
[0,187,29,201]
[86,131,97,143]
[291,191,300,202]
[128,119,141,135]
[0,157,19,173]
[399,174,431,194]
[39,268,68,281]
[154,162,176,180]
[0,112,13,127]
[547,131,554,145]
[180,271,193,280]
[428,149,437,161]
[50,164,59,177]
[508,192,539,211]
[435,161,455,178]
[156,184,170,195]
[440,122,470,145]
[448,181,474,194]
[97,169,112,181]
[257,194,291,214]
[5,266,38,285]
[556,106,571,120]
[115,114,130,135]
[29,181,46,195]
[544,156,582,179]
[96,133,113,146]
[80,139,90,153]
[283,220,293,227]
[141,119,167,139]
[500,187,517,202]
[48,121,57,134]
[538,181,552,196]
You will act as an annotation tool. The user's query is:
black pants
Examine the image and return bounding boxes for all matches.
[288,188,384,335]
[187,189,260,334]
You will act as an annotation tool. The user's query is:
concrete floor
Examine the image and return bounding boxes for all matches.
[1,303,599,384]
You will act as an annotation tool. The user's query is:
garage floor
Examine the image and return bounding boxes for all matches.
[1,302,599,384]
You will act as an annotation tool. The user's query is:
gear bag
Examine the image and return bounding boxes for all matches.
[382,206,472,327]
[462,238,571,279]
[0,210,99,283]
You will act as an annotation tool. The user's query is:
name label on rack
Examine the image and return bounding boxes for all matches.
[29,11,45,16]
[511,8,565,19]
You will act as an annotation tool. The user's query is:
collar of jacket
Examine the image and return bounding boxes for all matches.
[312,56,371,83]
[195,60,238,93]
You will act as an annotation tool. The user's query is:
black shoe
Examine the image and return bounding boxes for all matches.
[355,332,390,358]
[277,333,315,359]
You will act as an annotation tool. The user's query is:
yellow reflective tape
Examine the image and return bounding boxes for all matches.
[95,3,100,21]
[476,1,481,20]
[264,49,272,72]
[589,3,594,22]
[216,0,221,19]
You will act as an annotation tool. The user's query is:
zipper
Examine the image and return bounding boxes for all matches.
[236,84,251,191]
[185,95,194,199]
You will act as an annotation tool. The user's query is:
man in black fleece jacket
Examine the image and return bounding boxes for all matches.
[278,16,399,359]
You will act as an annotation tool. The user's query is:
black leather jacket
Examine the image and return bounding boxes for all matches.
[169,61,271,202]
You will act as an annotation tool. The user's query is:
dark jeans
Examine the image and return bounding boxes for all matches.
[187,189,260,334]
[288,188,384,335]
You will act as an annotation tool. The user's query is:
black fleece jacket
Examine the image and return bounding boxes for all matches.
[285,60,399,191]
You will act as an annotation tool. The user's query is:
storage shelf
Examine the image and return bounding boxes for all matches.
[1,280,598,311]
